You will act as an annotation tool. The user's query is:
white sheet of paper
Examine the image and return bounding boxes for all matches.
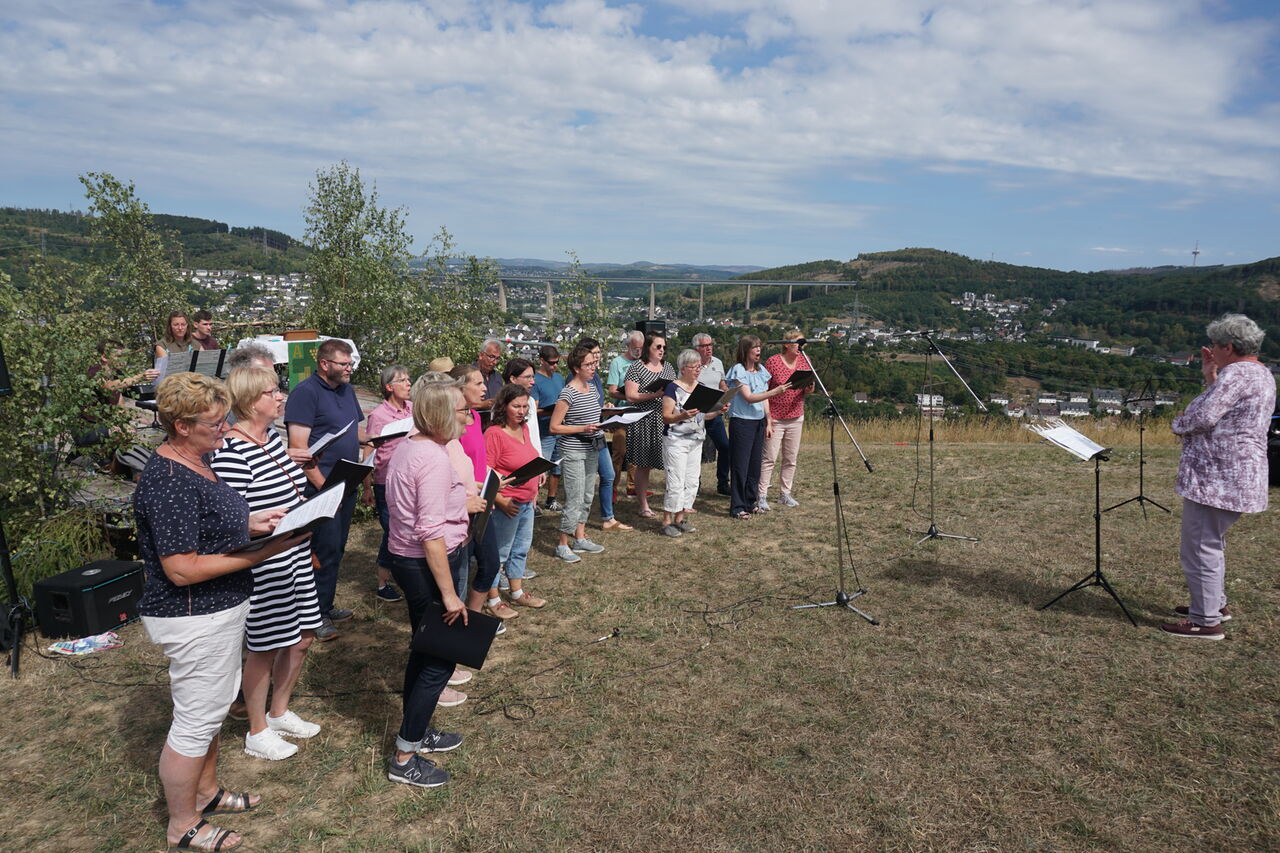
[379,416,414,437]
[153,355,169,376]
[599,410,651,427]
[308,419,356,456]
[1026,419,1108,461]
[275,484,344,536]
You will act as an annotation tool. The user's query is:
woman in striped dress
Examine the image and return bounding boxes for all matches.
[622,333,675,518]
[212,366,324,761]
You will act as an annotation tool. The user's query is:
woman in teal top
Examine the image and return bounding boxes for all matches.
[723,335,791,519]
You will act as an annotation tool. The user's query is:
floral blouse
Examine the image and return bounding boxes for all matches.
[1171,360,1275,513]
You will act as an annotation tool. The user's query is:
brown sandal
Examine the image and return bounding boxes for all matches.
[601,519,634,531]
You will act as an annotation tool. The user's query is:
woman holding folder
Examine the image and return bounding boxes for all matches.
[484,383,547,608]
[134,372,308,852]
[759,330,813,511]
[550,343,607,563]
[724,335,792,520]
[383,381,473,787]
[213,366,324,762]
[622,332,676,519]
[659,349,725,537]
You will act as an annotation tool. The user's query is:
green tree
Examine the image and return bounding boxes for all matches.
[79,172,184,346]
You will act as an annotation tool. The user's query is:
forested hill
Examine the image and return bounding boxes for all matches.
[0,207,310,285]
[733,248,1280,359]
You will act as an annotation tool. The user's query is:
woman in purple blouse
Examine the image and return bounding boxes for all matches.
[1163,314,1275,640]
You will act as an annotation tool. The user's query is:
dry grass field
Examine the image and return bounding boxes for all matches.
[2,433,1277,852]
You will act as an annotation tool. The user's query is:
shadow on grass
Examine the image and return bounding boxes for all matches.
[883,557,1166,625]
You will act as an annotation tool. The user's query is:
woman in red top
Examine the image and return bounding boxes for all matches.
[483,384,547,608]
[759,330,812,510]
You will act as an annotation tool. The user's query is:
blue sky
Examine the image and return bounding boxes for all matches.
[2,0,1277,272]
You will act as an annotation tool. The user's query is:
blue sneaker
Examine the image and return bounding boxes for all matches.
[376,584,402,602]
[388,754,449,788]
[572,538,605,553]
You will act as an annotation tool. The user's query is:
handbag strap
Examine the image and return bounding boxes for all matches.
[228,427,305,501]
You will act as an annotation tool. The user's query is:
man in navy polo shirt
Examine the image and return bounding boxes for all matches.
[286,338,366,641]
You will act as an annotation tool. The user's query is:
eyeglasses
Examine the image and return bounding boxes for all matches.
[261,387,284,398]
[324,359,354,369]
[194,414,231,430]
[695,344,713,349]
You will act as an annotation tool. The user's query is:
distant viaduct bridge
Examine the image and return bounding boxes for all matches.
[497,276,860,321]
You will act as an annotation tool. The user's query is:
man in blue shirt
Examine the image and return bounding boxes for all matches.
[285,338,366,641]
[532,345,565,511]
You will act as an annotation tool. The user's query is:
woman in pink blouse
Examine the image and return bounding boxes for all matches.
[1162,314,1275,640]
[484,383,547,609]
[383,382,472,786]
[759,330,813,511]
[363,364,413,603]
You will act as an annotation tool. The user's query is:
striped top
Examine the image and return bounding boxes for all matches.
[213,430,307,514]
[557,382,601,449]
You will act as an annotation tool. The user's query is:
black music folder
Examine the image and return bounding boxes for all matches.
[411,601,501,669]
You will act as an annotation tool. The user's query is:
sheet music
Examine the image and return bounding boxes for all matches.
[191,348,226,378]
[307,419,355,456]
[379,416,414,437]
[274,483,344,536]
[1026,419,1109,461]
[153,354,169,376]
[599,410,651,428]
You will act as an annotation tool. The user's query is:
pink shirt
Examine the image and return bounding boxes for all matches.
[485,423,540,503]
[1172,360,1275,514]
[764,352,811,420]
[457,411,487,483]
[365,399,413,485]
[385,437,469,556]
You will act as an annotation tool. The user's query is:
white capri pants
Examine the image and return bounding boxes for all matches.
[143,599,249,758]
[663,433,704,513]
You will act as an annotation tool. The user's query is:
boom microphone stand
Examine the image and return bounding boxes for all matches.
[912,333,985,545]
[776,339,876,623]
[1103,378,1169,519]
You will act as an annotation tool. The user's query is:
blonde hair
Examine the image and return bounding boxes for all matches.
[783,329,805,341]
[155,373,229,436]
[225,366,279,421]
[413,382,465,442]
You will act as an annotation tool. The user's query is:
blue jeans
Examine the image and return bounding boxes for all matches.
[489,500,534,579]
[705,415,731,491]
[597,446,616,522]
[373,483,392,570]
[467,515,501,596]
[539,433,561,476]
[728,417,765,516]
[305,482,358,614]
[388,548,464,752]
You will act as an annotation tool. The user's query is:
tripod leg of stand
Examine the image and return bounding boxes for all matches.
[1095,571,1138,627]
[1038,569,1098,613]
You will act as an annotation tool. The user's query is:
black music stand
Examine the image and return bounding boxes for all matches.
[1031,421,1137,626]
[1103,379,1169,519]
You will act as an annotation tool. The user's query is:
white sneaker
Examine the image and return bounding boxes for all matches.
[245,727,298,760]
[755,497,772,512]
[267,709,321,739]
[780,493,799,508]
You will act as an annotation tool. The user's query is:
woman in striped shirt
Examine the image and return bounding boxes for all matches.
[549,343,607,563]
[213,366,324,761]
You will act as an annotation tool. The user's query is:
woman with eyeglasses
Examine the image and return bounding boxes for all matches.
[363,364,413,603]
[622,333,676,519]
[135,372,309,852]
[212,367,323,762]
[724,335,792,520]
[549,343,608,562]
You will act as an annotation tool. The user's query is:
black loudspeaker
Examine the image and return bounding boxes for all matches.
[635,320,667,339]
[34,560,144,638]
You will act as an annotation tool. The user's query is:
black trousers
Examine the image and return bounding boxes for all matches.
[728,417,765,515]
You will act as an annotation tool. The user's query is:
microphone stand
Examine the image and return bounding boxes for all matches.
[912,332,985,545]
[787,339,877,623]
[1103,377,1169,519]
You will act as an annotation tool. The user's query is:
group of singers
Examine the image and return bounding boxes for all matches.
[124,311,1272,850]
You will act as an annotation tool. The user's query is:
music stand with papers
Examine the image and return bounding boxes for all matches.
[1029,420,1137,626]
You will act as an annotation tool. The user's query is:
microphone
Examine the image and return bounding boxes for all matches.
[764,338,807,346]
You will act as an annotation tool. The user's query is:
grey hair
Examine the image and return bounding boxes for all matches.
[379,364,409,399]
[411,372,461,402]
[691,332,713,346]
[1206,313,1265,356]
[676,348,702,372]
[624,329,644,345]
[481,337,504,354]
[227,342,275,371]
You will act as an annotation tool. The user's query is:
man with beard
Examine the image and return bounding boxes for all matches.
[285,338,366,641]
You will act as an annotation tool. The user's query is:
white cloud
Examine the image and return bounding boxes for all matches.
[0,0,1276,262]
[1090,247,1134,253]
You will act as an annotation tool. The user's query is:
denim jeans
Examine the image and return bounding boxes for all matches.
[305,482,358,614]
[539,433,561,476]
[489,500,534,579]
[467,515,501,595]
[705,415,731,491]
[373,483,392,570]
[388,548,465,753]
[597,445,616,522]
[559,443,599,535]
[728,417,765,516]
